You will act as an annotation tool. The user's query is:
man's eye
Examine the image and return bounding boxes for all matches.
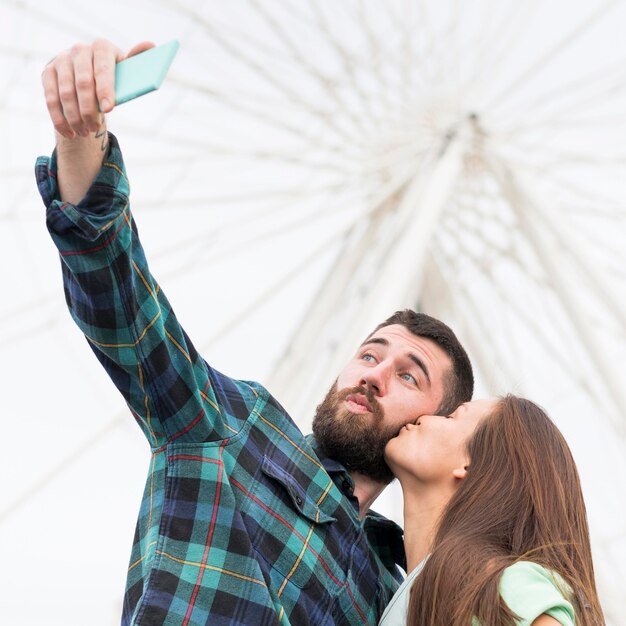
[401,373,417,385]
[362,354,375,362]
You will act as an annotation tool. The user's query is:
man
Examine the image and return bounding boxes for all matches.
[38,40,473,625]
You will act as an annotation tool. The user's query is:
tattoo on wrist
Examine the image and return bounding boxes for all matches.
[95,123,108,153]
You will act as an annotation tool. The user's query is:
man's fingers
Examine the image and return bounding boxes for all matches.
[126,41,156,59]
[92,38,123,113]
[42,62,75,138]
[42,39,158,134]
[72,43,101,134]
[92,39,153,111]
[55,47,86,136]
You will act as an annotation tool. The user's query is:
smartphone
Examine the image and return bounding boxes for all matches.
[114,40,180,106]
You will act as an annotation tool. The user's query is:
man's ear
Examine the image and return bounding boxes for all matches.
[452,466,468,480]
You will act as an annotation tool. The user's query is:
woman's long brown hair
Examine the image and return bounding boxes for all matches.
[406,395,605,625]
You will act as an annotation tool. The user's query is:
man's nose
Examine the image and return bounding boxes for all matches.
[360,362,390,395]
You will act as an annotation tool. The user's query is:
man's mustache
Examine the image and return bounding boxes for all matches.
[336,385,384,421]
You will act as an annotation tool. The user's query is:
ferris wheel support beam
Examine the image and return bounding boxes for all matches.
[269,122,469,423]
[489,159,626,434]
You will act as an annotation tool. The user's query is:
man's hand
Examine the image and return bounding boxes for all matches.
[41,39,154,204]
[42,39,155,138]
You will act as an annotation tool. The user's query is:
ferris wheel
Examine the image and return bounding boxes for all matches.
[1,1,626,624]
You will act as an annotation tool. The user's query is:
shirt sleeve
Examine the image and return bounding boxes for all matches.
[35,133,250,448]
[499,561,577,626]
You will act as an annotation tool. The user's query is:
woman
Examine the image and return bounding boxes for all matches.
[380,395,605,626]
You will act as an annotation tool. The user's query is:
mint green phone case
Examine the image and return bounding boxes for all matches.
[114,40,180,106]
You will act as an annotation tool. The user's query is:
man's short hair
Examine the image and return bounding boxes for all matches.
[372,309,474,414]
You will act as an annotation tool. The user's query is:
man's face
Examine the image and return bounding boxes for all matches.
[312,324,453,483]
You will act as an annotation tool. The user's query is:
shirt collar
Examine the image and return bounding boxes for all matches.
[306,434,406,570]
[306,433,351,475]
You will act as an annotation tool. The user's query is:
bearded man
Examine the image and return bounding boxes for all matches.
[38,39,473,626]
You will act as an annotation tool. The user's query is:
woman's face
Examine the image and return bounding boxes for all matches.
[384,399,498,485]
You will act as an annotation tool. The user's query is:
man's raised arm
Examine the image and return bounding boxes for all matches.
[37,40,247,448]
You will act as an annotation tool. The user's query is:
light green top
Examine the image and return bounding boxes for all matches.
[378,559,425,626]
[378,560,576,626]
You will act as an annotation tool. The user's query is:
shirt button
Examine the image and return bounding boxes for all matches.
[295,496,303,506]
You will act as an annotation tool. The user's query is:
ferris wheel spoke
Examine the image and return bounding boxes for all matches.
[295,2,414,125]
[150,191,362,283]
[462,0,536,101]
[346,1,391,94]
[0,411,127,522]
[484,0,622,112]
[384,1,431,107]
[0,292,59,324]
[496,98,626,138]
[137,179,357,212]
[422,255,515,392]
[127,136,432,216]
[531,207,626,332]
[494,153,626,200]
[123,110,364,170]
[486,158,626,430]
[0,311,63,348]
[163,79,361,159]
[435,244,571,384]
[195,225,350,355]
[0,44,41,61]
[488,162,626,292]
[162,1,371,147]
[490,55,626,127]
[494,142,626,170]
[406,0,459,89]
[9,0,93,39]
[432,233,605,399]
[446,166,624,365]
[378,0,456,105]
[0,175,38,220]
[207,1,379,140]
[496,156,626,213]
[245,0,380,139]
[295,0,392,132]
[563,203,626,220]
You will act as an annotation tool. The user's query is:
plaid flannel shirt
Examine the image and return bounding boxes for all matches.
[36,134,405,626]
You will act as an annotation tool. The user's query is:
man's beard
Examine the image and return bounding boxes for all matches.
[312,382,397,484]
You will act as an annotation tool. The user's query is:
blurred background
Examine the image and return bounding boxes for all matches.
[1,0,625,623]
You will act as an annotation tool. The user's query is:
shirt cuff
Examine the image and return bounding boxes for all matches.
[35,132,130,241]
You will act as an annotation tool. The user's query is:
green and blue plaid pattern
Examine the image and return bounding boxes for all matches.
[36,134,405,626]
